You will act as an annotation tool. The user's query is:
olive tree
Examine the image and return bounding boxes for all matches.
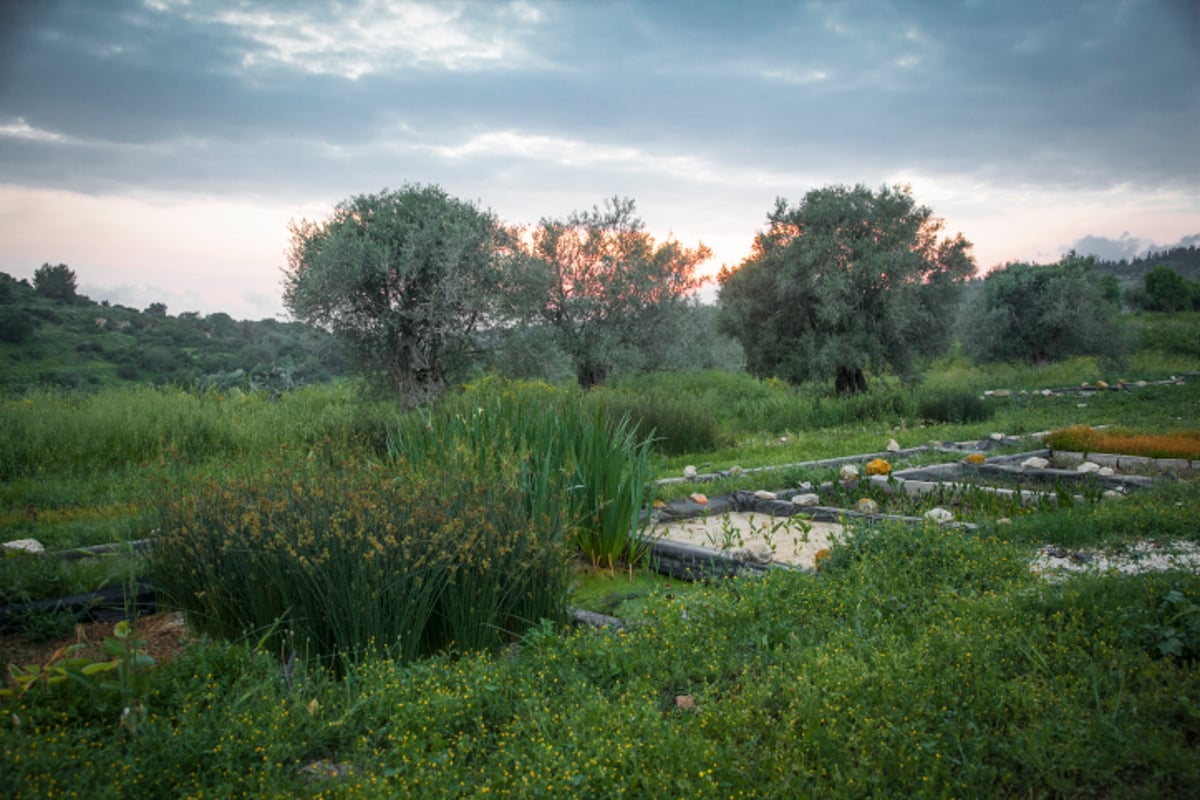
[718,184,975,394]
[506,197,710,389]
[283,185,511,406]
[962,253,1130,364]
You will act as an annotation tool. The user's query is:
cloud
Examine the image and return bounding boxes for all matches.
[1069,231,1200,262]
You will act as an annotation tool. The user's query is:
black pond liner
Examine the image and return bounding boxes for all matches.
[646,489,975,585]
[0,579,157,634]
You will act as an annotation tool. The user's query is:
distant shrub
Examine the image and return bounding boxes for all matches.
[587,388,725,455]
[0,308,37,344]
[916,388,994,424]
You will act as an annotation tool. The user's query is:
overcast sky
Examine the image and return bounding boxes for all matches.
[1,0,1198,320]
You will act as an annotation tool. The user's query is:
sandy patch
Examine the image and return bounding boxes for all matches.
[652,511,848,569]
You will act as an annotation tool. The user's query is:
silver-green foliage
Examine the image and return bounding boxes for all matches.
[962,253,1130,364]
[283,184,512,406]
[718,183,975,394]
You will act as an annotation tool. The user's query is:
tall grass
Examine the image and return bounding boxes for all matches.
[152,442,571,668]
[388,378,656,569]
[0,382,392,482]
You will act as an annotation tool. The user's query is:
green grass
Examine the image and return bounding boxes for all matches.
[3,344,1200,797]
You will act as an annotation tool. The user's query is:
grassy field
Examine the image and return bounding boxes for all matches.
[2,336,1199,797]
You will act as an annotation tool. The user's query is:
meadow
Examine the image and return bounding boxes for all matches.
[2,332,1199,798]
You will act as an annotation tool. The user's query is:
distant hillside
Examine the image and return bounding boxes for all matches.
[0,271,346,393]
[1092,245,1200,286]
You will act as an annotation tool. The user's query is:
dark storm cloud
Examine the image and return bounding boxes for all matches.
[0,0,1196,202]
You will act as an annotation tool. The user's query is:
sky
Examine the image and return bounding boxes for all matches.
[1,0,1198,321]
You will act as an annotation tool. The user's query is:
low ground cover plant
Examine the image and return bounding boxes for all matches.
[5,487,1200,797]
[3,351,1200,796]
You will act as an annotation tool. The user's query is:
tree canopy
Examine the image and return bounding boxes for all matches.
[283,185,512,406]
[962,253,1129,364]
[506,197,711,389]
[1143,266,1198,312]
[33,263,78,303]
[717,184,975,394]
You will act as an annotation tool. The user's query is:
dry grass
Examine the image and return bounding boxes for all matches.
[1044,425,1200,459]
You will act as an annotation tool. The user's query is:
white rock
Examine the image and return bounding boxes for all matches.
[683,465,698,479]
[791,493,820,506]
[1098,466,1115,477]
[839,464,860,481]
[1103,489,1124,499]
[753,490,778,501]
[732,541,774,565]
[885,438,901,452]
[925,507,954,523]
[796,481,813,491]
[992,389,1012,398]
[1077,403,1088,408]
[728,465,744,476]
[1021,456,1051,469]
[2,538,44,555]
[1076,461,1101,474]
[1041,389,1053,396]
[990,432,1005,441]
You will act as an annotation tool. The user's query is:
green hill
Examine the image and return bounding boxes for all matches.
[0,271,345,393]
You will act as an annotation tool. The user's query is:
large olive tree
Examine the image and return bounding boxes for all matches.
[718,184,975,394]
[962,253,1130,364]
[505,197,711,389]
[283,185,512,406]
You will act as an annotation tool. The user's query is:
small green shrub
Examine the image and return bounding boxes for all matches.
[915,387,994,423]
[586,388,725,455]
[153,443,572,668]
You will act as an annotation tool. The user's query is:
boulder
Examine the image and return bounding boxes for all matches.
[683,465,698,479]
[1098,466,1115,477]
[1076,461,1101,474]
[791,493,820,507]
[1021,456,1050,469]
[885,438,901,452]
[753,490,778,501]
[839,464,860,481]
